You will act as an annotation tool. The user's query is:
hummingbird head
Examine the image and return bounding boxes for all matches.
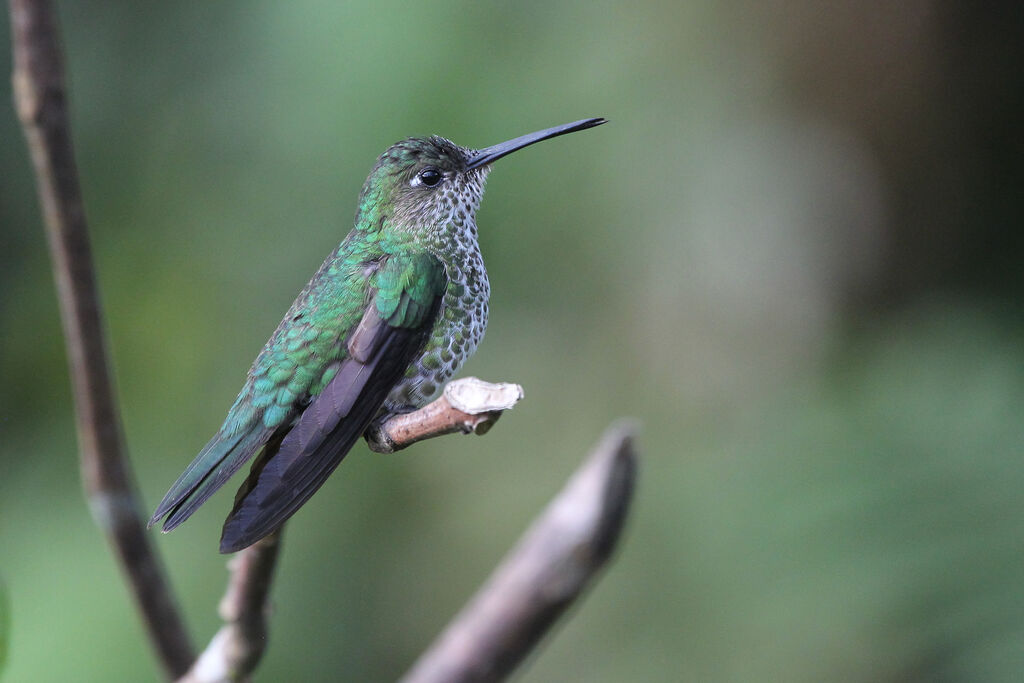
[355,118,607,239]
[356,136,486,234]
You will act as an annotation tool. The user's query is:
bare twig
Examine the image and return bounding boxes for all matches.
[401,420,639,683]
[178,532,283,683]
[8,0,193,677]
[180,378,524,682]
[366,377,524,454]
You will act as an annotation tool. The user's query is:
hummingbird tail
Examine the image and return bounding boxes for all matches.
[149,424,273,532]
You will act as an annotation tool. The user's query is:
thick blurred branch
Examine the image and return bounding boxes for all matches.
[8,0,193,677]
[401,421,638,683]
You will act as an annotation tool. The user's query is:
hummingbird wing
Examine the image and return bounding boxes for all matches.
[148,262,363,533]
[149,245,379,534]
[218,251,446,552]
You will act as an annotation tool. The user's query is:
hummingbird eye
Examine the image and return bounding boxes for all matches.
[416,168,443,187]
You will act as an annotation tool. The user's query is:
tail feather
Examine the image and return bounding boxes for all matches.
[149,424,273,532]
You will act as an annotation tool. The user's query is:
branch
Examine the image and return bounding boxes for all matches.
[366,377,524,453]
[180,378,524,682]
[400,420,639,683]
[8,0,193,677]
[178,532,283,683]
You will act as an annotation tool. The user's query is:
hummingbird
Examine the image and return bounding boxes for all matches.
[149,117,607,553]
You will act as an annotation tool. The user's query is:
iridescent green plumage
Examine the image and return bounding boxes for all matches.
[150,118,606,552]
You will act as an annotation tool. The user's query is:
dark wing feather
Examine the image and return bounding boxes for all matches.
[219,256,445,552]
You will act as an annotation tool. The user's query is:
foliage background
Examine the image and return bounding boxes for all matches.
[2,2,1023,681]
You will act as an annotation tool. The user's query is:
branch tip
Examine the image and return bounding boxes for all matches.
[365,377,524,454]
[400,420,639,683]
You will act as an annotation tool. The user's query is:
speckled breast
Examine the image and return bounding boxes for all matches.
[384,225,490,411]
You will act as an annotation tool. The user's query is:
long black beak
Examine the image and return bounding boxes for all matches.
[465,117,607,170]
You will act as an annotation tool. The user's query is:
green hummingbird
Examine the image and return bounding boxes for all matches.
[149,117,607,553]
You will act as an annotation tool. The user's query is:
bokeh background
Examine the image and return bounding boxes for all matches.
[3,1,1024,681]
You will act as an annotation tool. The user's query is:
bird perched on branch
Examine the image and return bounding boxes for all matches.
[149,118,607,552]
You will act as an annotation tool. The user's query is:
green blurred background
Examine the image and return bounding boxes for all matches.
[3,1,1024,681]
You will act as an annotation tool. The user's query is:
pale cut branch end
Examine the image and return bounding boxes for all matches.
[365,377,524,454]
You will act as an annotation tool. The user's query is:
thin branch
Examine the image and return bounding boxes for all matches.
[178,532,283,683]
[8,0,193,677]
[401,420,639,683]
[366,377,524,454]
[181,378,525,682]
